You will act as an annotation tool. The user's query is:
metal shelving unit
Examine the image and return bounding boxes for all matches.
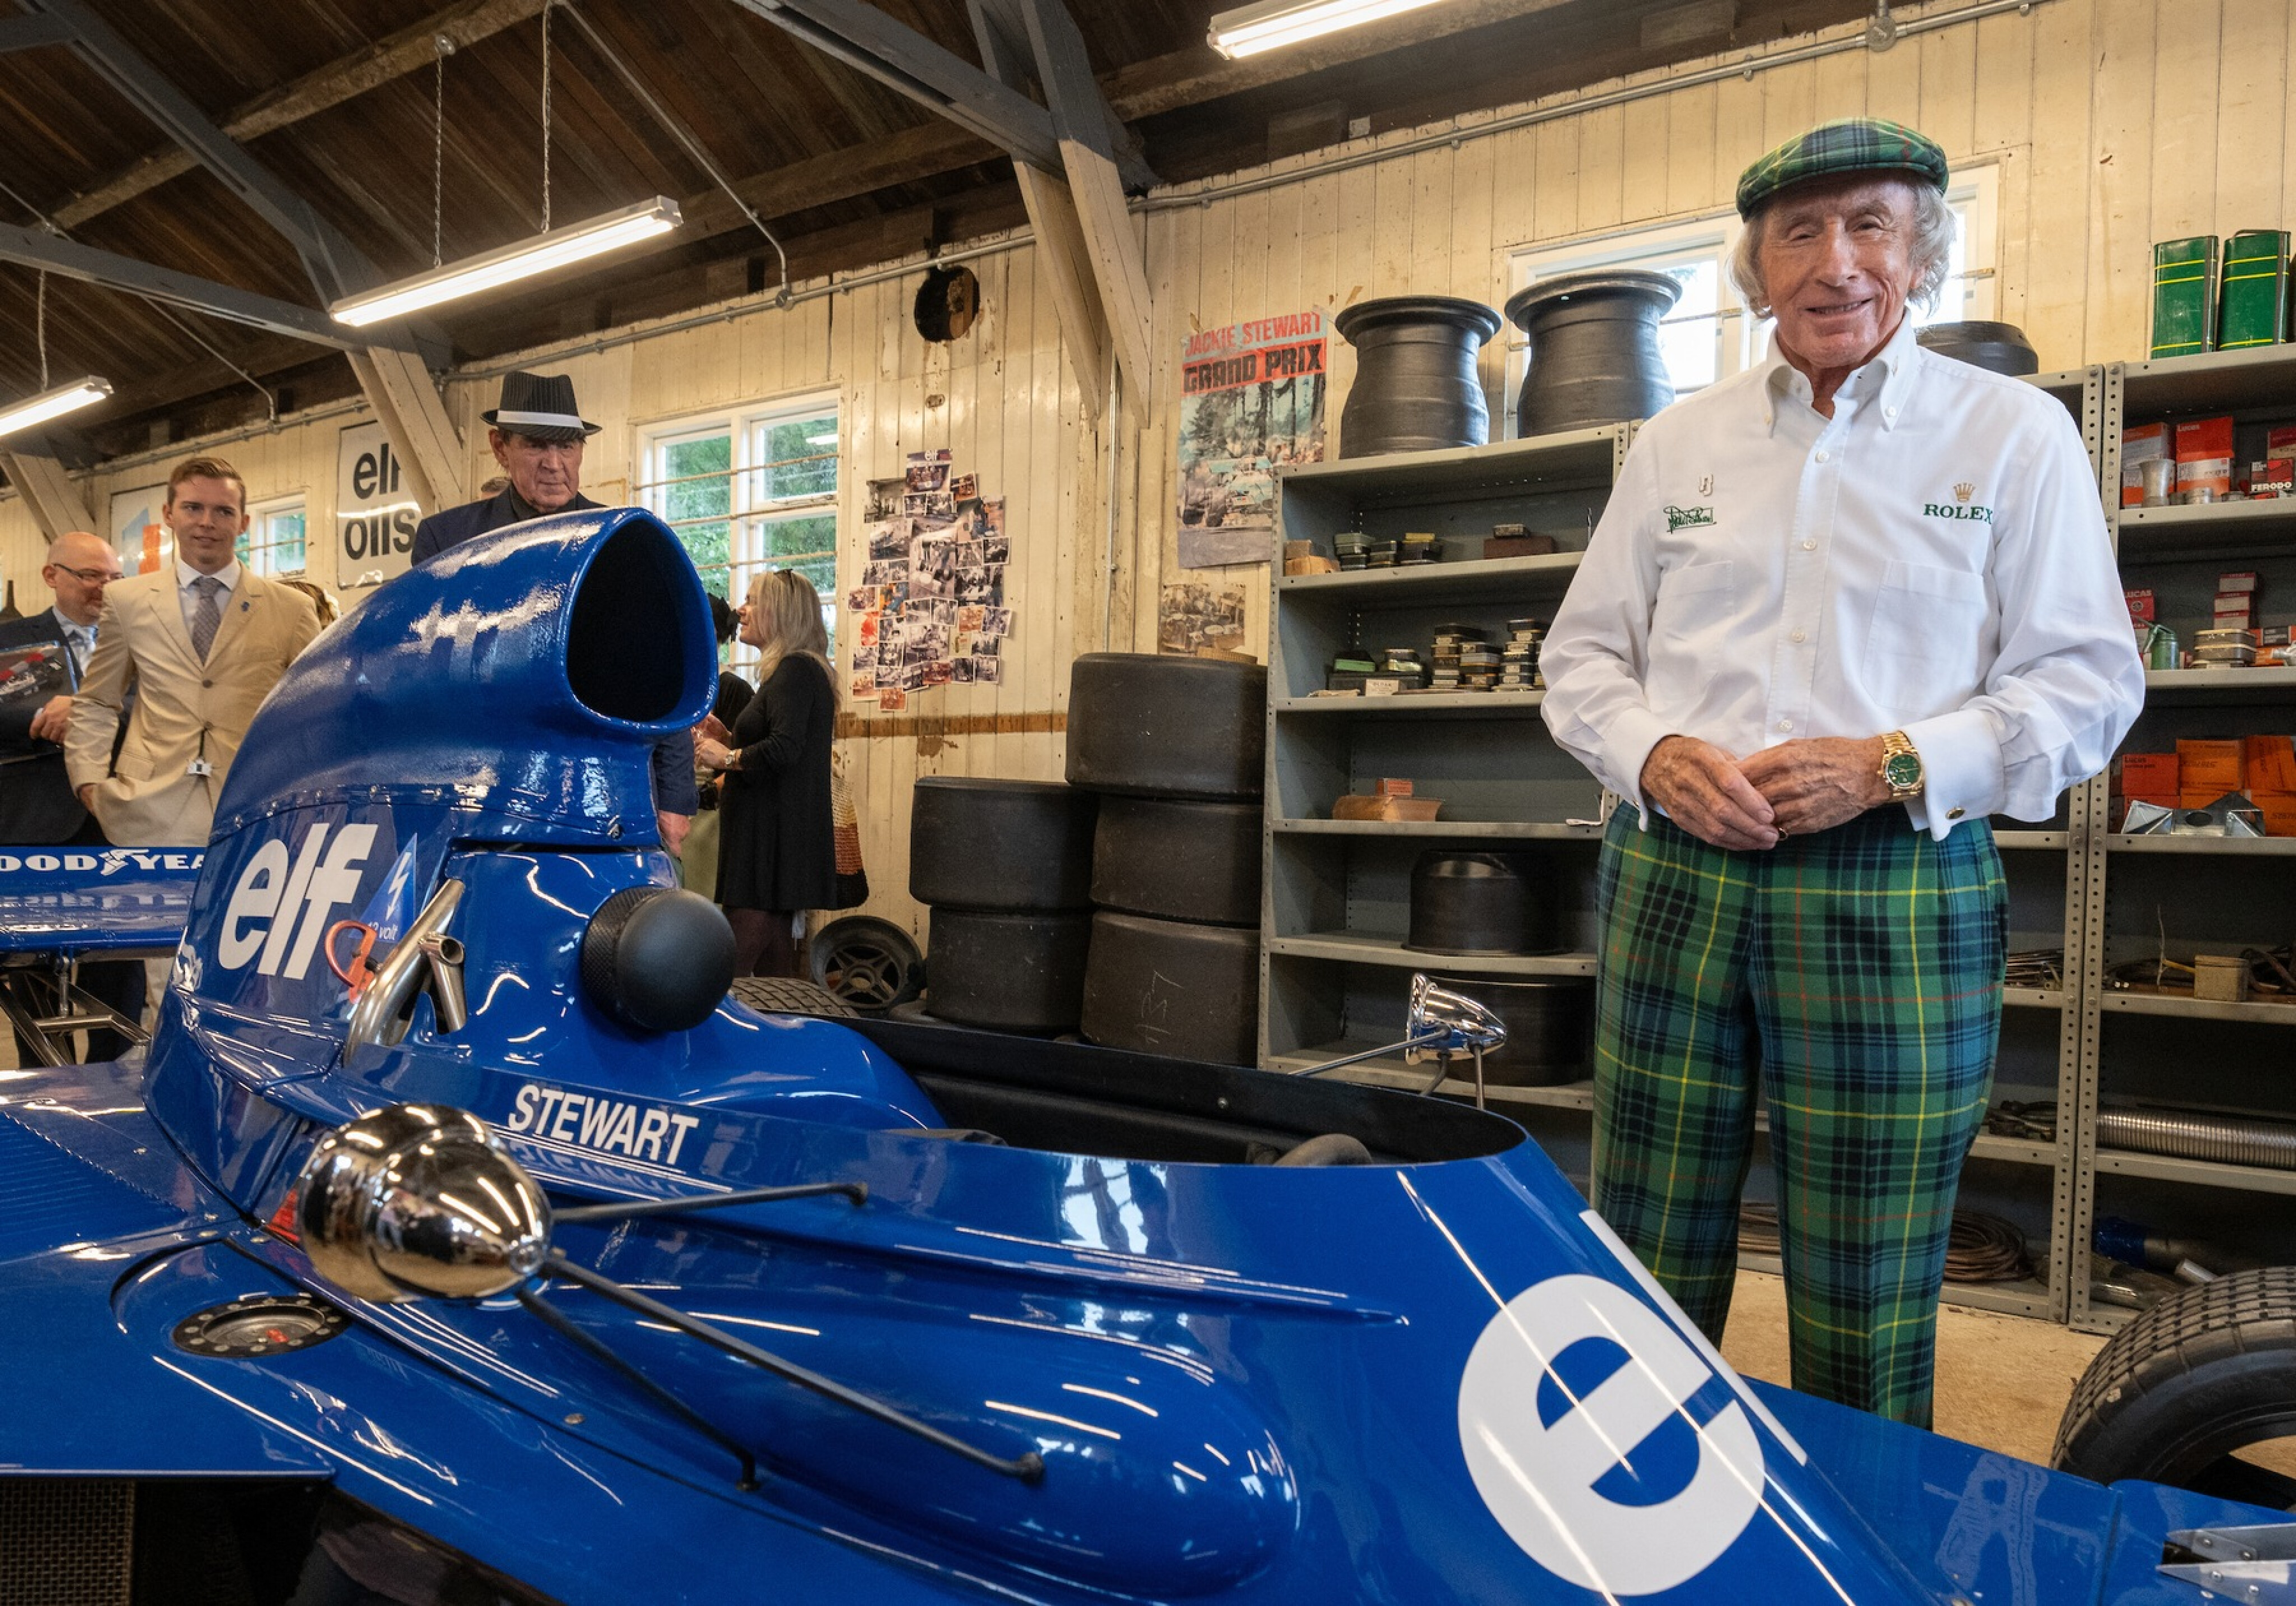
[2073,346,2296,1331]
[1261,426,1627,1160]
[1259,380,2100,1325]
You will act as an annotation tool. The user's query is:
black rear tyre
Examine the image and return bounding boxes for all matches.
[2053,1265,2296,1509]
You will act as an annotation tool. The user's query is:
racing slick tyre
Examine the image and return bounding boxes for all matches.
[730,976,858,1019]
[2053,1265,2296,1510]
[924,908,1093,1034]
[909,777,1098,911]
[807,916,926,1012]
[1080,911,1258,1067]
[1090,797,1262,927]
[1065,654,1266,800]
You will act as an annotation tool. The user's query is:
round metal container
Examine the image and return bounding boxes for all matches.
[1334,296,1503,459]
[1427,975,1592,1086]
[1405,851,1559,956]
[1914,320,2041,376]
[1505,269,1682,437]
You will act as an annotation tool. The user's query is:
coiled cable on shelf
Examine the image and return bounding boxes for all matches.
[1983,1100,2058,1142]
[1737,1204,2032,1284]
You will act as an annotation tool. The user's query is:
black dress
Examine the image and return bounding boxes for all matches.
[715,656,836,912]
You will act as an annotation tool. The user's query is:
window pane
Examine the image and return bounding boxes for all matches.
[753,414,837,505]
[662,433,734,574]
[1655,260,1719,392]
[270,511,306,573]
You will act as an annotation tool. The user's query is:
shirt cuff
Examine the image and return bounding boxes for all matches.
[1598,705,1678,826]
[1900,708,2006,840]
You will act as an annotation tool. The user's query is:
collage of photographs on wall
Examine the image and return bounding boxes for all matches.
[846,450,1012,712]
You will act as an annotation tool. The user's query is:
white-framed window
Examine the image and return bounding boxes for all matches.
[1502,164,1999,428]
[635,391,841,674]
[236,494,308,576]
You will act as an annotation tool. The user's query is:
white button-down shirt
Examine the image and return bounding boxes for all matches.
[1540,315,2144,839]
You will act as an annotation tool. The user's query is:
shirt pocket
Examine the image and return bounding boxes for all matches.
[1864,559,1989,715]
[1645,559,1735,706]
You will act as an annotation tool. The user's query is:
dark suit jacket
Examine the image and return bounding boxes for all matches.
[0,609,92,844]
[410,488,697,815]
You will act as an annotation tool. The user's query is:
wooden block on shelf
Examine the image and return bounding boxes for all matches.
[1332,794,1444,822]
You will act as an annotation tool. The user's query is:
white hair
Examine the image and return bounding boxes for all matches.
[1729,179,1955,318]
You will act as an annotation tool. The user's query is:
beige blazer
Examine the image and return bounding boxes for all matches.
[64,567,321,846]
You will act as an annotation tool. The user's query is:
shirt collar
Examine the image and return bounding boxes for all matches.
[49,605,91,641]
[1758,313,1922,434]
[177,557,242,591]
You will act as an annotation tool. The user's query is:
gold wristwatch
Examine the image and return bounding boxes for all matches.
[1878,730,1925,799]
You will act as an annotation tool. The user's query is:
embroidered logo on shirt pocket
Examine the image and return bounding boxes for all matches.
[1865,559,1988,715]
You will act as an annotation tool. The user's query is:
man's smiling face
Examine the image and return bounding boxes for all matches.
[1757,173,1920,379]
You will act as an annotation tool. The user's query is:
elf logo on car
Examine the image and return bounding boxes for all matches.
[216,823,381,978]
[1458,1274,1765,1595]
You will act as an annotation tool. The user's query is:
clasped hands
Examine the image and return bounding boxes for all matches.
[1638,733,1891,850]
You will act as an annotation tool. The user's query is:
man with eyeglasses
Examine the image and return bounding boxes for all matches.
[409,370,698,855]
[0,530,142,1059]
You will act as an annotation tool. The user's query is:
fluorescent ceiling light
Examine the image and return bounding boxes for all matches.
[332,196,683,327]
[1207,0,1449,58]
[0,376,113,440]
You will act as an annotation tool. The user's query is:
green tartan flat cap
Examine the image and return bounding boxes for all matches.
[1735,118,1948,217]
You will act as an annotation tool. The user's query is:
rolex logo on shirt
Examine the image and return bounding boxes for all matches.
[1924,482,1993,523]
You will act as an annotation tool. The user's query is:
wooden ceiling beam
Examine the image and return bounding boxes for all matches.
[1101,0,1588,120]
[49,0,548,233]
[675,0,1602,249]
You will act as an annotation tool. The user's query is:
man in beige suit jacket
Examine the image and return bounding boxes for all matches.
[66,456,321,846]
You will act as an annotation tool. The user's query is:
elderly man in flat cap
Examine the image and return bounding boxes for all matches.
[411,371,698,853]
[1541,119,2142,1425]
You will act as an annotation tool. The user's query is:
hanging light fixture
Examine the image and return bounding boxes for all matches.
[1207,0,1451,58]
[0,376,113,440]
[331,196,683,326]
[332,8,681,327]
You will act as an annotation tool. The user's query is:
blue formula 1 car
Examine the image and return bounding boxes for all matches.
[1,505,2284,1606]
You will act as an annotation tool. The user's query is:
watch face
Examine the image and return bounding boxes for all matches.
[1885,752,1923,789]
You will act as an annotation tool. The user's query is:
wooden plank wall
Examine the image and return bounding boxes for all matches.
[1,0,2289,944]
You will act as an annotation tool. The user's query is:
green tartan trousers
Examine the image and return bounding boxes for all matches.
[1590,805,2006,1428]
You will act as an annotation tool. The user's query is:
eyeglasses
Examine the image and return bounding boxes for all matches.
[50,564,121,585]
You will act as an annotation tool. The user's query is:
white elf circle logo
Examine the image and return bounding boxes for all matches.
[1457,1274,1766,1595]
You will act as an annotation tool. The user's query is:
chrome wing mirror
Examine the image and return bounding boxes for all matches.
[1293,973,1508,1107]
[298,1104,550,1301]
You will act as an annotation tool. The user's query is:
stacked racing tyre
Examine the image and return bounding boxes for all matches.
[909,776,1098,1033]
[1067,654,1265,1066]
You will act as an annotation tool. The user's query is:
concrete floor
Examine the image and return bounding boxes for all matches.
[1719,1269,2107,1463]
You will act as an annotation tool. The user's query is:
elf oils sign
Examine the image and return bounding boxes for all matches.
[336,420,421,591]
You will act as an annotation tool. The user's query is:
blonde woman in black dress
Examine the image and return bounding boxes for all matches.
[696,569,836,977]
